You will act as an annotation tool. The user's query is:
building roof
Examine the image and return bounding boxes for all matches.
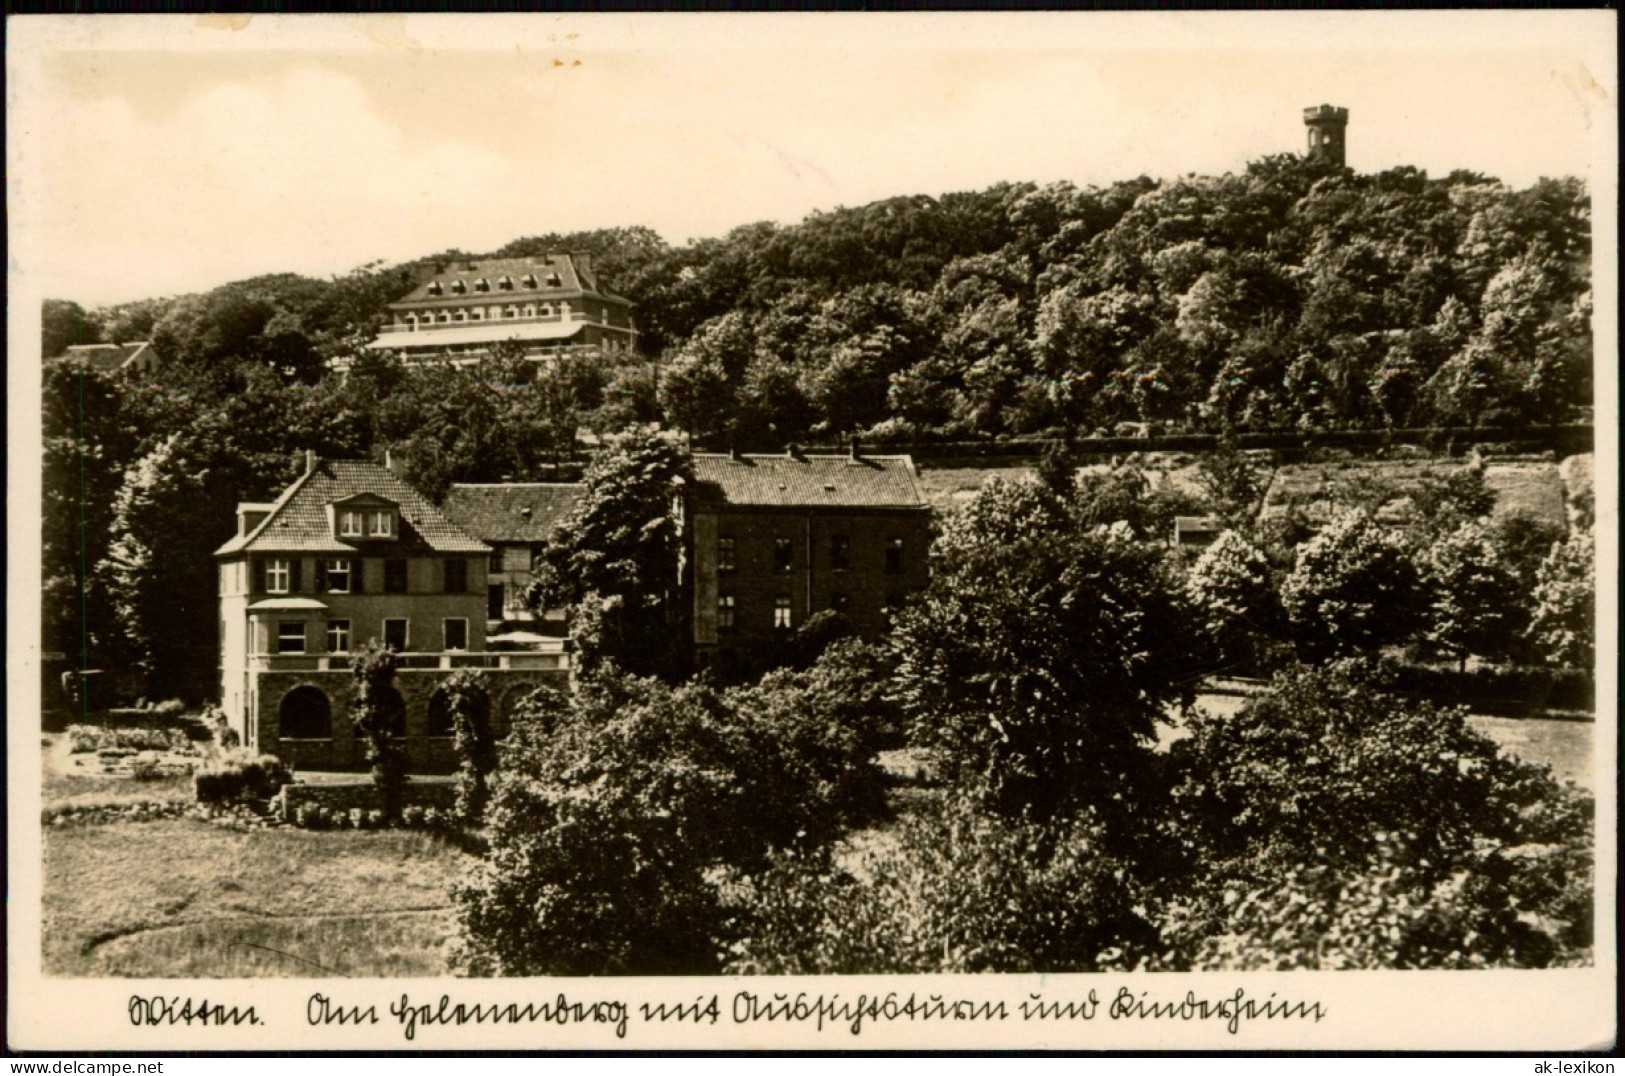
[442,483,582,544]
[691,453,927,510]
[215,457,489,557]
[58,341,152,372]
[388,254,625,310]
[365,319,588,351]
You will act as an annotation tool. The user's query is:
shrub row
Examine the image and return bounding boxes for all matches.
[68,724,195,755]
[42,801,191,826]
[1388,663,1594,713]
[290,803,453,831]
[193,753,293,804]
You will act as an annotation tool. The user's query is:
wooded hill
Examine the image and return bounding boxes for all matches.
[42,154,1592,698]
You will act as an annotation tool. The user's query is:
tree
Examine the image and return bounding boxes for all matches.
[451,672,790,975]
[1279,509,1430,660]
[349,640,407,820]
[1425,521,1525,669]
[1527,530,1594,668]
[529,428,694,679]
[892,478,1200,828]
[1185,530,1281,675]
[1161,662,1593,969]
[442,668,496,825]
[42,299,102,358]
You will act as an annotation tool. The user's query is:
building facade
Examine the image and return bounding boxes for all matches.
[441,482,581,629]
[215,453,567,773]
[362,253,637,363]
[686,446,932,671]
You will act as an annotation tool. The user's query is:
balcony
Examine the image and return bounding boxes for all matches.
[248,649,568,673]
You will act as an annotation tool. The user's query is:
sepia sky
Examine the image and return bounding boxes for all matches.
[9,11,1616,307]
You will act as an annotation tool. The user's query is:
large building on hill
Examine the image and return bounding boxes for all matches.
[215,453,568,774]
[441,482,581,629]
[686,444,933,672]
[363,253,637,363]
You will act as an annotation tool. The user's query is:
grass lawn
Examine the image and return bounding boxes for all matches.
[43,818,473,977]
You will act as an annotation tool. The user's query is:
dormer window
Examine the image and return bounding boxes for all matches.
[474,278,489,292]
[546,273,562,287]
[521,274,538,288]
[340,510,365,537]
[370,511,394,538]
[451,280,467,294]
[499,276,514,290]
[427,281,443,295]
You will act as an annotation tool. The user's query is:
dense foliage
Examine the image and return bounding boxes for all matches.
[894,476,1203,826]
[451,656,888,975]
[348,640,407,820]
[528,428,694,679]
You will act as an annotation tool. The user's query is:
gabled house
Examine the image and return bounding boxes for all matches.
[441,482,582,629]
[215,452,568,773]
[686,442,933,672]
[55,340,159,376]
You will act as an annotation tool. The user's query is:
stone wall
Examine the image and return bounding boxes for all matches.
[252,666,564,775]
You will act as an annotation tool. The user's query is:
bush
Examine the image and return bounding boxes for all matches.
[453,670,848,976]
[730,796,1159,974]
[128,757,165,781]
[1385,661,1593,712]
[68,724,189,755]
[1158,662,1594,968]
[152,698,187,719]
[193,751,291,804]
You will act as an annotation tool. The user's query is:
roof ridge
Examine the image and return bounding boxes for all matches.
[447,481,583,490]
[239,462,320,548]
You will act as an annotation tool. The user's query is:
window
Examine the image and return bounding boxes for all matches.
[279,686,332,739]
[831,535,851,571]
[885,538,904,574]
[475,278,489,292]
[265,559,292,594]
[383,618,409,651]
[427,281,443,295]
[451,279,466,294]
[384,559,408,594]
[499,276,514,291]
[718,594,736,630]
[774,538,793,573]
[717,537,736,572]
[324,559,351,593]
[444,559,468,593]
[443,618,468,651]
[488,584,505,620]
[327,619,351,654]
[773,597,793,630]
[370,510,394,538]
[277,621,306,654]
[340,510,364,537]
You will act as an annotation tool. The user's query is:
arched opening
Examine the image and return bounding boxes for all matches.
[426,688,454,738]
[279,685,332,739]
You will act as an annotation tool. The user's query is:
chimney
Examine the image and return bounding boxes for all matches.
[786,442,802,461]
[574,251,595,289]
[384,449,394,474]
[849,435,862,461]
[303,449,316,475]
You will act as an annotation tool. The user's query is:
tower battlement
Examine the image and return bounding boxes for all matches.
[1302,103,1349,167]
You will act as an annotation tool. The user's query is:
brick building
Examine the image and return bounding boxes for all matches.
[441,482,581,629]
[215,453,567,774]
[686,445,932,671]
[362,253,636,364]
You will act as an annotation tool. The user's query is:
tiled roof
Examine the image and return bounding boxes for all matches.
[390,255,624,308]
[442,483,582,543]
[691,453,926,509]
[365,319,586,351]
[59,341,151,371]
[215,458,489,557]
